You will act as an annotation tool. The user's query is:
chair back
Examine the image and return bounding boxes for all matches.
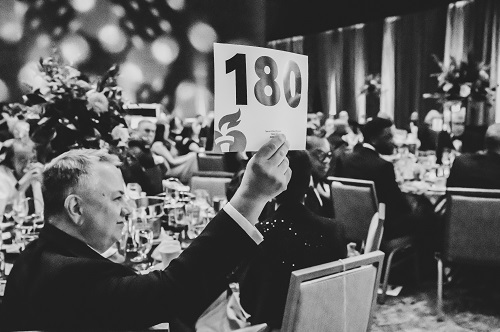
[190,175,232,200]
[328,177,378,243]
[443,187,500,265]
[197,152,226,172]
[364,203,385,253]
[281,251,384,332]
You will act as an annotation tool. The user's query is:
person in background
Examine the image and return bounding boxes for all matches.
[418,109,443,151]
[447,123,500,189]
[0,139,44,218]
[169,115,184,147]
[177,120,203,155]
[121,120,163,195]
[151,123,198,184]
[2,135,292,331]
[334,117,412,240]
[238,150,347,328]
[304,135,335,218]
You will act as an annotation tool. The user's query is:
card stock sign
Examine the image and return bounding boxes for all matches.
[213,43,308,152]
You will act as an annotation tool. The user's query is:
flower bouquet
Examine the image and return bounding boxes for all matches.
[360,74,382,96]
[5,53,127,160]
[426,54,494,102]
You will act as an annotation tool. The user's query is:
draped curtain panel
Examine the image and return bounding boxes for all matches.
[444,0,500,123]
[393,8,448,128]
[267,0,500,127]
[380,17,397,122]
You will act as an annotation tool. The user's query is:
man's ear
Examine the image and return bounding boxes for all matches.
[64,194,83,226]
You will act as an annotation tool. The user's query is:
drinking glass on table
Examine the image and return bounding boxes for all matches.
[130,215,154,263]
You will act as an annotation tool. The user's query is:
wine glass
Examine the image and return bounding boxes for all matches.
[126,183,142,200]
[130,218,154,263]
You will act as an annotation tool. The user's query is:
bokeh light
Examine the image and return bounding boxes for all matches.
[0,22,23,44]
[60,34,90,65]
[188,22,218,53]
[117,62,144,102]
[0,79,10,102]
[18,62,43,91]
[36,34,52,48]
[70,0,96,13]
[98,25,127,54]
[151,36,179,65]
[167,0,186,11]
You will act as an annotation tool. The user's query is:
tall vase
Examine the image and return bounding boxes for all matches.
[466,97,492,126]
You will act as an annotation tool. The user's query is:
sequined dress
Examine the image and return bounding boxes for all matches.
[238,201,347,328]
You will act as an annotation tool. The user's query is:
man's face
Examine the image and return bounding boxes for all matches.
[12,144,36,178]
[374,127,395,155]
[137,122,156,145]
[309,139,332,180]
[78,163,131,252]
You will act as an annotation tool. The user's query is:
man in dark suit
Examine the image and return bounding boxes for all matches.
[2,135,292,331]
[304,135,335,218]
[334,117,412,240]
[447,123,500,189]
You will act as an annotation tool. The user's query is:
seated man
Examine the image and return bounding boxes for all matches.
[447,123,500,189]
[2,135,291,331]
[121,119,164,195]
[304,136,335,218]
[334,117,412,240]
[238,151,347,328]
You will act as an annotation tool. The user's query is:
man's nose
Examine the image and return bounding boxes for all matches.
[121,199,134,218]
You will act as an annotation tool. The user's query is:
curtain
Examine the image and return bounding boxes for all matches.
[379,7,447,129]
[444,0,500,123]
[380,17,397,121]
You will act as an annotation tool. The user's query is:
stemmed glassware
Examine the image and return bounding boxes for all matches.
[130,210,154,263]
[5,197,43,247]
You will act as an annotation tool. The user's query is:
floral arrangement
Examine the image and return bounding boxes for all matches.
[360,74,382,96]
[5,53,127,159]
[428,54,493,101]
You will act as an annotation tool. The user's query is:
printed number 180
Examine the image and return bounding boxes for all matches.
[225,53,302,108]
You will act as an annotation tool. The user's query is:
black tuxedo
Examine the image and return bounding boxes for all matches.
[2,211,258,331]
[304,182,335,218]
[238,202,346,328]
[334,144,411,239]
[447,152,500,189]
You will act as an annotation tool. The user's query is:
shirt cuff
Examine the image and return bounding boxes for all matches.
[223,202,264,245]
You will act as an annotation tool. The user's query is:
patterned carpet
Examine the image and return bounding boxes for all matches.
[372,281,500,332]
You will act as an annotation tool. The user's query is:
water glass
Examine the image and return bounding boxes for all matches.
[130,219,154,263]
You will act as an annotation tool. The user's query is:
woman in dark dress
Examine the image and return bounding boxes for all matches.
[238,151,347,328]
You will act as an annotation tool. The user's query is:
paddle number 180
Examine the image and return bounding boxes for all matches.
[225,53,302,108]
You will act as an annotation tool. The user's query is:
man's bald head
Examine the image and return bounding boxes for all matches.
[485,123,500,154]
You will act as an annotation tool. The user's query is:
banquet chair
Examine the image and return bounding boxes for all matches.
[328,176,419,303]
[190,173,232,200]
[436,187,500,319]
[197,152,226,172]
[281,250,385,332]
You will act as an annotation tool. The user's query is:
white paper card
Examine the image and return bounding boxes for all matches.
[214,43,308,152]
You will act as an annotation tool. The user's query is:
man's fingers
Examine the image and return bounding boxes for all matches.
[284,167,292,184]
[277,156,289,173]
[268,139,290,165]
[255,134,286,160]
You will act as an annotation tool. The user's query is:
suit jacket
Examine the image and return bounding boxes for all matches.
[305,181,335,218]
[334,144,410,238]
[238,202,347,328]
[447,152,500,189]
[2,210,258,331]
